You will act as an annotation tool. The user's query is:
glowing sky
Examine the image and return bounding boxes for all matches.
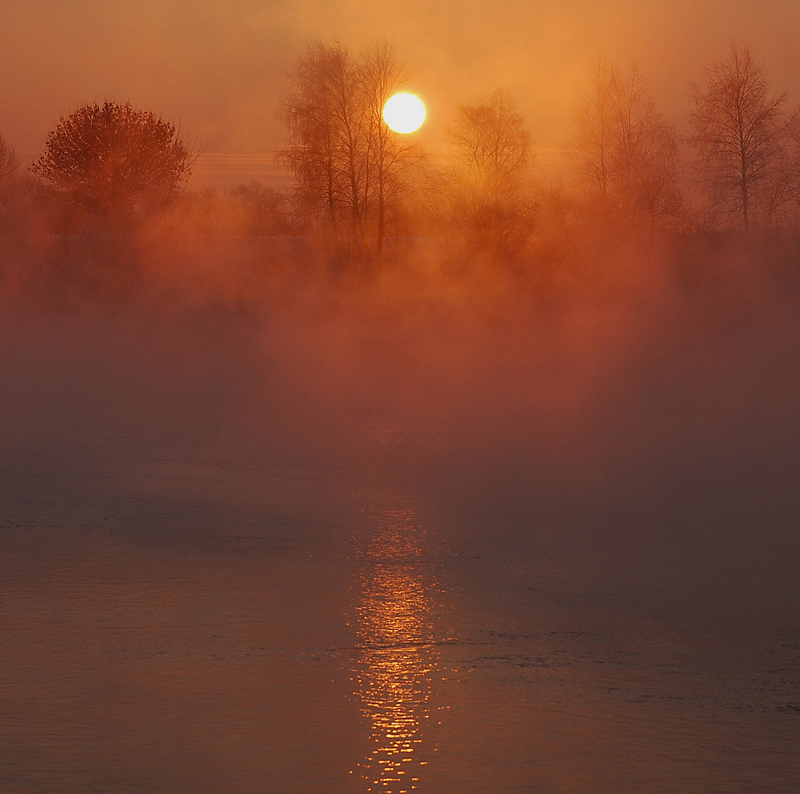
[2,0,799,168]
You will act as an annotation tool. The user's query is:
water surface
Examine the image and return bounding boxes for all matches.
[1,306,799,793]
[2,452,798,794]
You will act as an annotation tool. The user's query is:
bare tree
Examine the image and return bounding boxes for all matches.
[278,41,416,260]
[575,58,616,204]
[689,45,791,230]
[360,42,412,260]
[575,58,682,228]
[449,90,536,247]
[32,101,195,226]
[278,43,342,233]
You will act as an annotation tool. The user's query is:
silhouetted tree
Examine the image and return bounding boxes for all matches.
[278,41,416,259]
[690,45,793,230]
[279,43,352,235]
[360,43,414,260]
[575,59,682,228]
[449,90,536,247]
[575,59,616,205]
[32,101,194,227]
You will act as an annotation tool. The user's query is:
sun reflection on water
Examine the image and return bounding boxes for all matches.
[352,500,441,793]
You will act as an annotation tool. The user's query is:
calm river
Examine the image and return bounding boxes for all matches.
[1,448,799,794]
[2,305,800,793]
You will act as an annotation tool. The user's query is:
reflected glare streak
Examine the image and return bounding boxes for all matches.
[352,501,441,793]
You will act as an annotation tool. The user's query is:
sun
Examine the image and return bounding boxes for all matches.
[382,93,426,134]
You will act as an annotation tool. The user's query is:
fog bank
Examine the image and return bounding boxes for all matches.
[1,235,799,625]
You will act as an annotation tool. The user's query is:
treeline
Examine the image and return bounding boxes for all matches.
[275,41,800,253]
[3,42,800,275]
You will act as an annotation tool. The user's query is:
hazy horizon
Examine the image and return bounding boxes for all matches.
[3,0,800,188]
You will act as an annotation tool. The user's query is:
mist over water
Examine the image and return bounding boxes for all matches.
[4,0,800,786]
[1,237,800,791]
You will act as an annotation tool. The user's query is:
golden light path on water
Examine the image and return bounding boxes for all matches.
[351,495,443,793]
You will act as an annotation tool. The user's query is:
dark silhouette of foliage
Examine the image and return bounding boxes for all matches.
[32,101,194,225]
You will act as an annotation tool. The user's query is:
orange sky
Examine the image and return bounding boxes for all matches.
[2,0,799,185]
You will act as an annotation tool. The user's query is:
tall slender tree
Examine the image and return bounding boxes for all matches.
[690,45,790,230]
[278,41,414,259]
[575,58,682,228]
[360,42,407,260]
[449,90,536,247]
